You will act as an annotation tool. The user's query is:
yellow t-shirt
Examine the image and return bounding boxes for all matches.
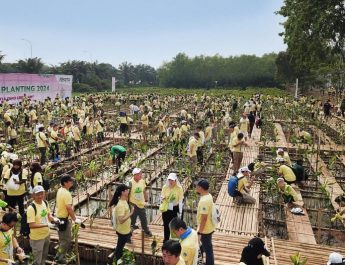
[3,113,12,123]
[95,120,104,133]
[33,172,43,187]
[180,229,199,265]
[230,138,244,153]
[161,185,184,206]
[129,179,146,209]
[119,116,128,124]
[176,257,186,265]
[27,201,50,240]
[141,114,149,126]
[205,126,212,141]
[283,185,299,202]
[49,130,58,144]
[237,176,248,193]
[197,193,215,234]
[197,131,205,147]
[158,121,165,133]
[278,165,296,182]
[29,110,38,121]
[239,118,249,132]
[172,128,181,141]
[0,229,13,264]
[114,200,131,235]
[56,187,73,218]
[4,169,28,196]
[73,126,81,141]
[36,132,47,148]
[86,122,94,135]
[187,138,198,158]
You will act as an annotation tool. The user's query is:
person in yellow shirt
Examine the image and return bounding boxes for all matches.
[187,133,199,169]
[204,123,213,147]
[196,126,205,165]
[27,185,56,265]
[0,213,24,265]
[195,179,215,265]
[3,159,28,215]
[29,162,44,193]
[236,167,256,204]
[109,184,134,263]
[141,110,149,141]
[239,113,249,140]
[162,240,186,265]
[36,126,49,165]
[179,121,189,144]
[55,175,81,263]
[95,116,105,143]
[118,112,133,136]
[157,117,166,143]
[276,148,292,167]
[277,158,296,184]
[3,111,12,124]
[160,173,184,242]
[277,178,303,207]
[230,132,248,173]
[49,124,62,162]
[73,121,81,153]
[129,168,152,236]
[170,218,199,265]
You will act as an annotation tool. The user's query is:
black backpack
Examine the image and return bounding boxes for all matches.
[42,178,50,191]
[21,200,49,237]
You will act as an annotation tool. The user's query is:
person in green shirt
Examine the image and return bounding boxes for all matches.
[110,145,126,173]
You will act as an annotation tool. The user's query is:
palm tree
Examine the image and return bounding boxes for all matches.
[17,57,44,73]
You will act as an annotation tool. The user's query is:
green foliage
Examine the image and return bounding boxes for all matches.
[16,57,44,73]
[290,252,308,265]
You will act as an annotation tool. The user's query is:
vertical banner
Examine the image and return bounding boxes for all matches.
[112,77,116,93]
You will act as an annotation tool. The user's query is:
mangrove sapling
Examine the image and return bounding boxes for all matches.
[290,252,307,265]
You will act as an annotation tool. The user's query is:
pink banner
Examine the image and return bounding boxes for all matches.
[0,73,73,104]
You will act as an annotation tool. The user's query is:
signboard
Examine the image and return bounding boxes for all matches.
[0,73,73,104]
[112,76,116,93]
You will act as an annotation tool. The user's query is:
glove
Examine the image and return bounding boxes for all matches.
[48,223,56,229]
[75,218,82,224]
[53,217,60,223]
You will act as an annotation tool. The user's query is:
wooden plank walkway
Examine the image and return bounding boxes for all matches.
[274,123,288,147]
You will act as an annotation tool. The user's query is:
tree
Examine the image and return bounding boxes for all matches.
[118,62,135,85]
[0,51,5,64]
[16,57,44,73]
[277,0,345,92]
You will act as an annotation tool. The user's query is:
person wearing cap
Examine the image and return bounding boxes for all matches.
[277,158,296,184]
[3,159,28,216]
[169,217,199,265]
[49,124,62,162]
[195,179,215,265]
[110,145,127,173]
[277,178,303,207]
[276,148,292,167]
[128,168,152,237]
[162,240,186,265]
[36,126,49,165]
[327,252,345,265]
[109,184,134,263]
[236,167,256,205]
[240,237,270,265]
[27,185,57,265]
[0,212,25,265]
[230,132,248,173]
[160,173,184,242]
[55,175,81,263]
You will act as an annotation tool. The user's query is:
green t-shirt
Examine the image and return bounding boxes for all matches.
[110,145,126,156]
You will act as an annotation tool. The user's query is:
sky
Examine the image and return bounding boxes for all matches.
[0,0,286,68]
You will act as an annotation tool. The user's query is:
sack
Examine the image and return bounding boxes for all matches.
[228,176,239,197]
[211,203,220,226]
[111,207,117,230]
[159,200,169,213]
[21,201,48,237]
[6,173,20,191]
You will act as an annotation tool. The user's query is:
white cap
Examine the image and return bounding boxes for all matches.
[277,148,284,153]
[9,153,18,161]
[277,157,285,163]
[239,166,251,173]
[327,252,344,265]
[172,122,177,126]
[132,168,141,175]
[181,120,187,124]
[32,185,45,194]
[167,173,177,181]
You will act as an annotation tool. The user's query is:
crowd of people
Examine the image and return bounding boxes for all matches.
[0,92,343,265]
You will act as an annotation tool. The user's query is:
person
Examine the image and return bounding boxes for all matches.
[162,240,186,265]
[169,217,199,265]
[292,159,307,183]
[196,126,205,165]
[36,126,49,165]
[187,132,199,168]
[118,112,132,136]
[110,145,126,173]
[236,167,256,205]
[128,168,152,236]
[239,113,249,140]
[277,178,303,207]
[247,112,255,138]
[228,123,239,162]
[160,173,184,242]
[323,99,332,118]
[109,184,134,264]
[3,159,28,216]
[29,162,43,192]
[5,121,17,147]
[49,124,62,162]
[27,185,57,265]
[276,148,292,167]
[230,132,248,173]
[0,213,25,265]
[72,121,81,153]
[55,175,81,263]
[327,252,345,265]
[195,179,215,265]
[239,237,270,265]
[277,158,296,184]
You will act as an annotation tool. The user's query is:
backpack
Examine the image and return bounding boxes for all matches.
[6,170,23,191]
[211,203,220,226]
[21,200,48,237]
[228,175,244,197]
